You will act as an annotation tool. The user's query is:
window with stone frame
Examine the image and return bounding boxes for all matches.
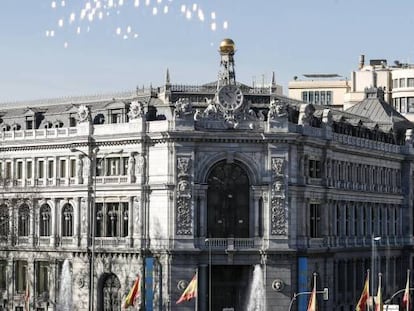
[39,204,51,237]
[95,202,128,237]
[15,260,27,293]
[309,203,321,238]
[62,204,73,237]
[308,159,322,178]
[18,204,30,237]
[0,260,6,290]
[35,261,49,295]
[0,204,9,238]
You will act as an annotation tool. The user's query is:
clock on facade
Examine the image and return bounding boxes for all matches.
[217,84,244,111]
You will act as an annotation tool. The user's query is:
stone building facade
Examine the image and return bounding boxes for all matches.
[0,39,413,311]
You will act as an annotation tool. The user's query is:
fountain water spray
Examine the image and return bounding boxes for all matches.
[57,259,73,311]
[246,264,265,311]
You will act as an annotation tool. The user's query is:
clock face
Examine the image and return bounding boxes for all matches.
[217,85,244,111]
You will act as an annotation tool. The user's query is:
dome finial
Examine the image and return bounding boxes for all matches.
[219,38,235,54]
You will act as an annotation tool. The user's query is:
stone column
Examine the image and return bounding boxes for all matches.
[198,264,208,311]
[50,199,57,247]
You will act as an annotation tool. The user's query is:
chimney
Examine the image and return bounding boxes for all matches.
[359,54,365,69]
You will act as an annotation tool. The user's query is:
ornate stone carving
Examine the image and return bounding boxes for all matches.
[271,197,286,235]
[174,98,193,119]
[271,158,284,176]
[77,105,90,123]
[268,98,287,119]
[299,103,315,125]
[76,269,87,288]
[128,100,144,119]
[176,157,192,235]
[270,157,287,235]
[177,157,190,177]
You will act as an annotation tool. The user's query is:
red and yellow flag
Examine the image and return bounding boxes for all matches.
[24,279,30,311]
[402,270,410,311]
[356,271,370,311]
[176,274,197,304]
[123,275,140,309]
[307,276,317,311]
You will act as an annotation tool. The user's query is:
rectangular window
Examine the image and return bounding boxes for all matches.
[36,261,49,295]
[400,78,406,88]
[5,162,11,180]
[308,159,322,178]
[320,91,326,105]
[106,158,120,176]
[60,159,66,178]
[26,116,33,130]
[401,97,407,113]
[26,161,32,179]
[393,79,398,88]
[70,159,76,178]
[16,161,23,179]
[302,91,308,102]
[308,91,314,103]
[0,260,6,290]
[408,78,414,87]
[326,91,332,105]
[408,98,414,113]
[69,113,77,127]
[48,160,54,178]
[38,160,44,178]
[310,203,321,238]
[122,157,129,176]
[110,109,122,124]
[15,260,27,293]
[314,91,319,104]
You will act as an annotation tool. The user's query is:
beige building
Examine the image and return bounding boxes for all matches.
[288,74,350,109]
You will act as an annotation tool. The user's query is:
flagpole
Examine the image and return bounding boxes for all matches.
[196,269,198,311]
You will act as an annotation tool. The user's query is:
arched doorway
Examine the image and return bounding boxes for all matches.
[207,161,250,238]
[98,273,121,311]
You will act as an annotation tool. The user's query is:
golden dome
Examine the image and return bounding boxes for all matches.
[219,38,235,54]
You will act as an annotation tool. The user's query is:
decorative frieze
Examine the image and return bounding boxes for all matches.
[176,156,192,235]
[270,157,287,235]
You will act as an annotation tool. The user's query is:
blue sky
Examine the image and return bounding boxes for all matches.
[1,0,414,102]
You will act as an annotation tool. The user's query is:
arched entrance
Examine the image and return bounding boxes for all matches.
[98,273,121,311]
[207,161,250,238]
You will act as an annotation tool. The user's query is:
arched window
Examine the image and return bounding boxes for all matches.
[18,204,30,236]
[39,204,51,237]
[62,204,73,237]
[99,274,121,311]
[207,161,250,238]
[96,203,128,237]
[0,204,9,238]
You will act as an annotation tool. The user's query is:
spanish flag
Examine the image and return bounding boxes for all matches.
[24,279,30,311]
[123,275,140,308]
[402,270,410,311]
[176,274,197,304]
[307,274,317,311]
[355,271,369,311]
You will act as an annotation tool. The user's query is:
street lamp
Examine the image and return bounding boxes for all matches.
[205,238,212,311]
[371,236,381,307]
[70,147,123,311]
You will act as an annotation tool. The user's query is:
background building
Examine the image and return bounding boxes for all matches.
[0,39,413,311]
[288,74,350,109]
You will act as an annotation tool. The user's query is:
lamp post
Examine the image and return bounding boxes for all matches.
[371,236,381,307]
[204,238,212,311]
[70,147,123,311]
